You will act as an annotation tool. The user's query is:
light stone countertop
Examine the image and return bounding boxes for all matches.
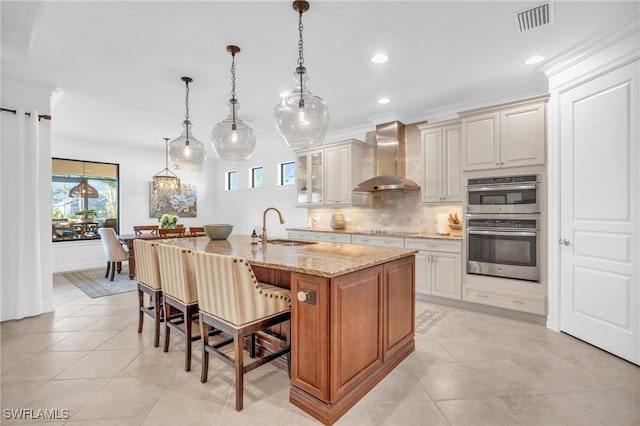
[158,235,417,278]
[287,227,463,240]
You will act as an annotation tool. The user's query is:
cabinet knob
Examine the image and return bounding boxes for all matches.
[297,289,316,304]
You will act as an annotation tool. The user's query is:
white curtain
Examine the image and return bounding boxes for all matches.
[1,109,53,321]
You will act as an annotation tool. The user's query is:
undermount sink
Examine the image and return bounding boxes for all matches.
[268,239,318,246]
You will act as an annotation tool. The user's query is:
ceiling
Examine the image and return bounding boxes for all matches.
[2,1,638,154]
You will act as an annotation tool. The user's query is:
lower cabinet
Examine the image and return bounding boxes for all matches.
[462,285,546,315]
[405,238,462,300]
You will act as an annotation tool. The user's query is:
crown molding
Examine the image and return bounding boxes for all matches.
[540,9,640,78]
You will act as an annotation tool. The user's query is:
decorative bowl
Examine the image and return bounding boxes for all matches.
[203,224,233,240]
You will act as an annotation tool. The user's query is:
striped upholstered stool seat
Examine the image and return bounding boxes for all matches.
[193,252,291,411]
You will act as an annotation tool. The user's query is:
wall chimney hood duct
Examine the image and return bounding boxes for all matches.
[353,121,421,193]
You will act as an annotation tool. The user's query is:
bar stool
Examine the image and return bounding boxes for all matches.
[193,251,291,411]
[157,244,201,371]
[134,239,163,347]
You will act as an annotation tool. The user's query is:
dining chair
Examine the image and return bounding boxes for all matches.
[158,227,186,237]
[97,227,129,281]
[134,239,163,347]
[157,244,200,371]
[193,252,291,411]
[133,225,159,236]
[189,226,205,237]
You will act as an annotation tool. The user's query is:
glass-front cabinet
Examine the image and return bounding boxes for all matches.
[296,150,323,206]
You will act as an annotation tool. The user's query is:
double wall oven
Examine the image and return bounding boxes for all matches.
[466,175,540,282]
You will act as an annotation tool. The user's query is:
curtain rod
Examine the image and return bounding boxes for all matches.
[1,107,52,121]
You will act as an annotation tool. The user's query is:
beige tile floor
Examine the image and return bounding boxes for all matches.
[1,273,639,425]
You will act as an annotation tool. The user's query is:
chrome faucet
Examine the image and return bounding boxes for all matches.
[262,207,285,243]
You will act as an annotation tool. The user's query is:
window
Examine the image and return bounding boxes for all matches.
[250,166,264,189]
[278,161,295,186]
[51,159,119,242]
[225,170,238,190]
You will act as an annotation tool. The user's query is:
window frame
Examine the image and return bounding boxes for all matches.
[51,158,120,242]
[278,161,296,186]
[225,170,238,191]
[249,166,264,189]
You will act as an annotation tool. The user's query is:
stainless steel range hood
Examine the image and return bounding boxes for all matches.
[353,121,421,194]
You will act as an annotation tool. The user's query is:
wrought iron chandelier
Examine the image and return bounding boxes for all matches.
[152,137,180,193]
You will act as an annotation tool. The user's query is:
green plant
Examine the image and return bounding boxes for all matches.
[74,209,97,219]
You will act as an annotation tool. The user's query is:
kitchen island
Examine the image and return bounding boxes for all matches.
[161,235,417,425]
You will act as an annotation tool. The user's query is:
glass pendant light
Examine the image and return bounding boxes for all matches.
[69,163,99,198]
[152,137,180,193]
[169,76,206,171]
[211,45,256,161]
[274,0,329,150]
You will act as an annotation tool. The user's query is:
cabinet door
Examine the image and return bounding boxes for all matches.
[421,128,442,202]
[500,102,546,168]
[431,252,461,300]
[414,251,431,295]
[336,145,353,204]
[462,112,499,171]
[442,124,462,202]
[324,147,339,204]
[296,153,309,204]
[309,151,324,205]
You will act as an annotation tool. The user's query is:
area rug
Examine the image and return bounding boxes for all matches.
[62,267,136,298]
[415,309,446,334]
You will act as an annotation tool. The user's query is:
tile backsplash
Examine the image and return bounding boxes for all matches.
[309,198,462,233]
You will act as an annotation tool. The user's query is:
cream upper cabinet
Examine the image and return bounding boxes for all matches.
[295,149,324,206]
[324,140,364,205]
[461,95,548,171]
[297,139,364,207]
[418,119,462,203]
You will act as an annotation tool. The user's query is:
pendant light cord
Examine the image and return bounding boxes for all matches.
[184,80,191,144]
[297,9,305,108]
[230,51,237,130]
[164,138,170,172]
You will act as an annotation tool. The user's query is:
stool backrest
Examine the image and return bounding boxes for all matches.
[157,244,197,304]
[134,239,162,290]
[194,252,287,325]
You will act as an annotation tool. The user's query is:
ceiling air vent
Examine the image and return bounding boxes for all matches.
[515,2,552,32]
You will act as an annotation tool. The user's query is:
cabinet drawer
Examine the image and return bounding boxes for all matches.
[288,231,317,241]
[316,232,352,244]
[463,285,546,315]
[352,235,405,248]
[404,238,461,253]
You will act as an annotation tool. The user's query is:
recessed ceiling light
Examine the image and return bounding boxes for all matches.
[371,54,388,64]
[377,97,390,104]
[524,55,544,65]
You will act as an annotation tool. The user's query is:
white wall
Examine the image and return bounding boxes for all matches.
[213,142,309,239]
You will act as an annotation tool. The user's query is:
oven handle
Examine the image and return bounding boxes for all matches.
[467,184,537,192]
[468,230,538,237]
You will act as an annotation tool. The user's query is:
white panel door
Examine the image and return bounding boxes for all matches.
[421,129,441,202]
[559,60,639,364]
[432,252,462,300]
[443,124,462,202]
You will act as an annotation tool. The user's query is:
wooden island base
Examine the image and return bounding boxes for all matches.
[289,256,416,425]
[290,339,414,425]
